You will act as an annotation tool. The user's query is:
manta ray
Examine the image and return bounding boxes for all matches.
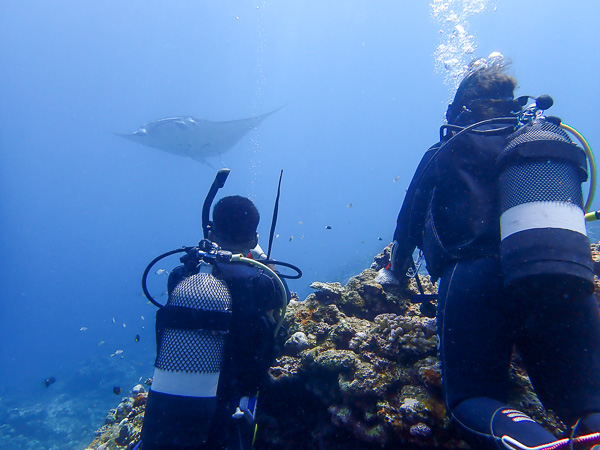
[116,107,282,165]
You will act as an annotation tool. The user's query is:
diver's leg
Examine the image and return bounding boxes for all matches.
[437,258,557,449]
[518,292,600,435]
[453,397,562,449]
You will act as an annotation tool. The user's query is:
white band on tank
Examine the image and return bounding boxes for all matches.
[500,201,587,240]
[151,368,220,398]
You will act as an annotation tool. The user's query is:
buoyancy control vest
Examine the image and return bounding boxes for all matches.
[420,129,507,279]
[141,261,280,449]
[497,118,595,299]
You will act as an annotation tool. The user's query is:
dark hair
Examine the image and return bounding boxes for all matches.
[211,196,259,244]
[446,57,518,125]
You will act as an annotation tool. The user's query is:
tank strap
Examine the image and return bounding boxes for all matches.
[156,306,232,333]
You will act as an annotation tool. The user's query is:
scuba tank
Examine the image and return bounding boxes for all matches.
[140,169,302,449]
[496,96,595,299]
[142,259,233,447]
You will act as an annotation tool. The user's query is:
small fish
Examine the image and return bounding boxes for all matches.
[393,176,400,183]
[80,327,88,332]
[378,237,383,241]
[276,234,280,238]
[155,269,168,276]
[347,203,353,208]
[289,236,294,242]
[300,235,305,240]
[98,340,105,346]
[110,349,124,357]
[325,225,332,230]
[141,315,145,321]
[298,221,303,225]
[113,386,122,395]
[43,377,56,388]
[112,318,116,324]
[122,323,126,328]
[135,334,140,342]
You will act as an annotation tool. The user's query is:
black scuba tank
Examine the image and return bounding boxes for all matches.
[141,265,232,448]
[496,118,594,299]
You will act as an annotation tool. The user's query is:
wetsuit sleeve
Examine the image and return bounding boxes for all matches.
[391,145,438,277]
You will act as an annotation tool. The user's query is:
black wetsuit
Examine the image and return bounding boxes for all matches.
[392,127,600,448]
[141,260,289,450]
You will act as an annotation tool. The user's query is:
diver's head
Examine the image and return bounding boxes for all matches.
[208,195,259,254]
[446,54,519,125]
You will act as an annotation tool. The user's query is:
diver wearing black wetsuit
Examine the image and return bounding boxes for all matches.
[391,57,600,449]
[140,196,290,450]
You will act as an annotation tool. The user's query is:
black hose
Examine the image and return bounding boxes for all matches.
[408,117,519,205]
[260,259,302,279]
[141,248,187,308]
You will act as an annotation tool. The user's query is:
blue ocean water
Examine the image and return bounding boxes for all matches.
[0,1,598,448]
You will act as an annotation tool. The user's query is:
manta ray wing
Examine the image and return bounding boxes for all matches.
[115,107,283,163]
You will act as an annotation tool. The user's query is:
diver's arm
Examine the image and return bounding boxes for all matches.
[391,146,438,279]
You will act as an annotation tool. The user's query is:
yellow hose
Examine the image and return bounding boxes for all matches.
[585,210,600,222]
[560,123,596,213]
[231,255,288,336]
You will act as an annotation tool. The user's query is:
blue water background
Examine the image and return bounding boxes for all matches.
[1,1,599,448]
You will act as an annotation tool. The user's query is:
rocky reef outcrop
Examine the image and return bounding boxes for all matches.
[86,383,148,450]
[87,243,600,449]
[254,245,565,449]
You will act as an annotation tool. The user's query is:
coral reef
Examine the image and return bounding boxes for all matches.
[86,384,147,450]
[87,243,600,449]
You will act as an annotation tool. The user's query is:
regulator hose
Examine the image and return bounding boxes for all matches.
[141,248,188,308]
[560,123,596,213]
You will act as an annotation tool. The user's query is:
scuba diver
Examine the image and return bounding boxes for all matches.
[387,55,600,449]
[137,169,300,449]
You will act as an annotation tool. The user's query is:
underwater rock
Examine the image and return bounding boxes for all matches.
[114,419,130,446]
[283,331,312,356]
[307,270,410,321]
[115,399,133,422]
